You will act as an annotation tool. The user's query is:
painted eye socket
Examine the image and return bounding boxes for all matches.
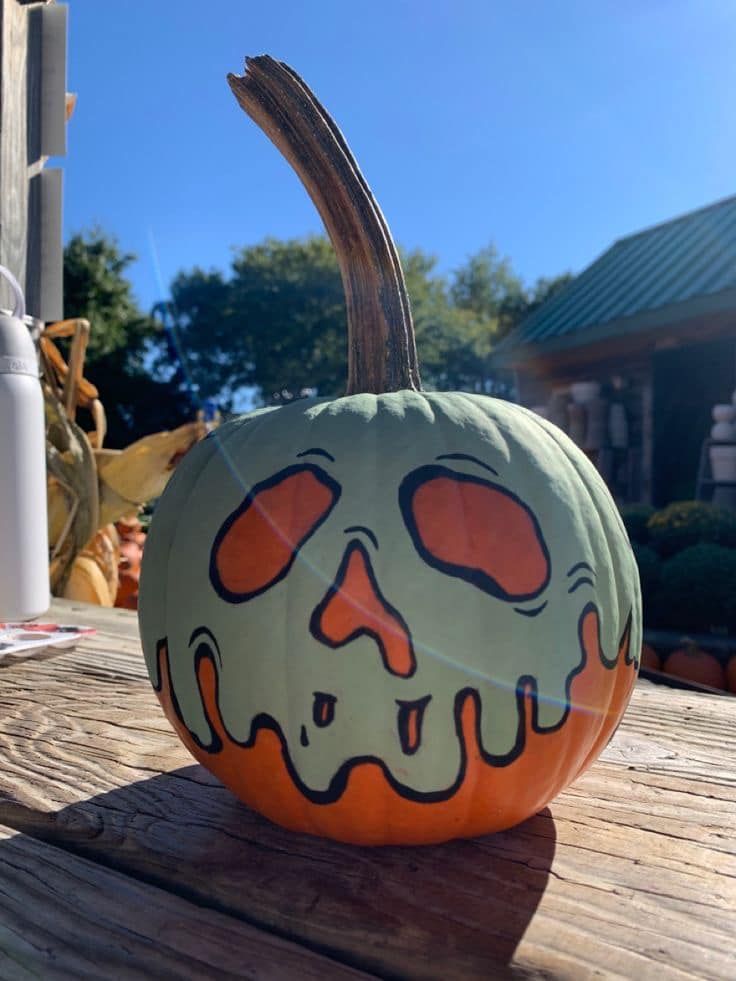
[210,464,341,602]
[398,465,550,602]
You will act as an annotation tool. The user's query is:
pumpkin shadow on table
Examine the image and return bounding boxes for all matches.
[46,765,557,974]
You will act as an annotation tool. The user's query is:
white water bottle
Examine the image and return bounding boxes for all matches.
[0,266,49,620]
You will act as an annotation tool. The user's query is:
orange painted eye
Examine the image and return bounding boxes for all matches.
[399,465,550,602]
[210,464,340,602]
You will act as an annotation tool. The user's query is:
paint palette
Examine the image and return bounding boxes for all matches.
[0,622,95,660]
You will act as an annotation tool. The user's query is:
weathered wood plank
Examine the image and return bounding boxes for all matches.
[0,0,29,310]
[26,164,63,320]
[48,597,145,640]
[0,0,65,319]
[0,601,732,979]
[0,824,371,980]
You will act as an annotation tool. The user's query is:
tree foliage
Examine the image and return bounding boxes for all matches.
[169,236,568,405]
[402,249,496,392]
[449,245,573,341]
[62,230,192,447]
[169,237,346,404]
[492,271,574,344]
[450,244,524,331]
[65,229,572,418]
[63,231,154,360]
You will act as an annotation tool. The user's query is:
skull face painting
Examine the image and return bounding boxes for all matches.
[139,392,641,845]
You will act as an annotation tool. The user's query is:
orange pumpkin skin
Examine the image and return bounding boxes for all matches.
[640,643,661,672]
[153,605,637,845]
[116,570,139,610]
[663,647,726,690]
[725,656,736,694]
[119,540,142,572]
[115,518,145,609]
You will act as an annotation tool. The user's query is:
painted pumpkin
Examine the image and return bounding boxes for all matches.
[138,57,642,845]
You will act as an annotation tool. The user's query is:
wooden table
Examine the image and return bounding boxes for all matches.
[0,600,733,979]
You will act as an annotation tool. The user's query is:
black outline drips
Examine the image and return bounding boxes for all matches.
[309,539,417,678]
[189,625,222,667]
[398,464,551,603]
[154,599,634,806]
[153,638,222,753]
[396,694,432,755]
[209,463,341,603]
[620,611,635,667]
[584,601,614,670]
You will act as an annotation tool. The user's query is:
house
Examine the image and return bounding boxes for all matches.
[496,194,736,506]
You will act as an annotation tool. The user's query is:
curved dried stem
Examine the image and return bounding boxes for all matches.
[228,56,420,395]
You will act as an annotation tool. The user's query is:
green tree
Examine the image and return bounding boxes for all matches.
[63,230,192,447]
[402,248,494,391]
[496,271,575,339]
[170,237,500,403]
[450,244,525,337]
[168,236,570,405]
[451,246,573,341]
[170,237,346,404]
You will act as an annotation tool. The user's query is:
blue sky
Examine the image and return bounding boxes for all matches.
[62,0,736,313]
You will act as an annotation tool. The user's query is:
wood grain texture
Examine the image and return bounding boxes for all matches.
[0,0,64,319]
[0,0,29,311]
[0,824,372,980]
[26,165,63,321]
[0,600,733,979]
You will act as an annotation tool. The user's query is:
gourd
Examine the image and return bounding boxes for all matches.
[138,56,642,845]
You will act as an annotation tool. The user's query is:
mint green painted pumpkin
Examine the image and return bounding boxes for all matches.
[138,57,641,845]
[139,392,641,844]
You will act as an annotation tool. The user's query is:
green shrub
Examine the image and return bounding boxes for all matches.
[657,544,736,633]
[632,543,662,626]
[620,504,656,545]
[647,501,736,557]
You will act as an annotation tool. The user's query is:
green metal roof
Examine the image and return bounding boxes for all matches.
[498,193,736,355]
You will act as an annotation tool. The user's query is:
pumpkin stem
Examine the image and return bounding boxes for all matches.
[228,56,421,395]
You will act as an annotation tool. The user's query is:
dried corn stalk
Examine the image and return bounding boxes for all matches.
[41,318,206,600]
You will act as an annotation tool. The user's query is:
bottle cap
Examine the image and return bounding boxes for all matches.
[0,265,38,377]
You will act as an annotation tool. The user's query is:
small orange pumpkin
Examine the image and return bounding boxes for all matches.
[116,570,140,610]
[640,643,661,671]
[119,540,142,571]
[662,644,726,690]
[115,516,145,609]
[725,655,736,694]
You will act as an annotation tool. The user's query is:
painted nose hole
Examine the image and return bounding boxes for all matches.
[313,691,337,728]
[309,540,417,678]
